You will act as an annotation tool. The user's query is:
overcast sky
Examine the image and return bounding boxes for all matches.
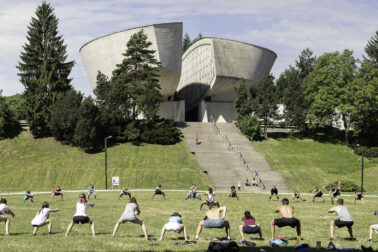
[0,0,377,96]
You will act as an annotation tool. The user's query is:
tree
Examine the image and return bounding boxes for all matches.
[364,30,378,64]
[17,2,74,138]
[234,80,252,120]
[0,91,22,140]
[296,48,316,79]
[191,33,203,45]
[5,94,26,120]
[251,75,277,139]
[49,89,83,144]
[182,33,191,54]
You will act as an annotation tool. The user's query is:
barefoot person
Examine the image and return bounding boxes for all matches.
[185,184,201,200]
[239,211,263,241]
[0,198,15,235]
[199,188,215,210]
[328,198,354,241]
[354,191,364,205]
[88,184,96,200]
[312,186,325,203]
[119,187,131,200]
[194,201,231,240]
[52,186,63,201]
[65,194,95,236]
[24,190,34,203]
[31,202,59,235]
[368,210,378,243]
[269,186,279,200]
[270,198,301,242]
[112,197,148,239]
[152,185,165,199]
[292,191,304,202]
[159,212,188,241]
[228,186,239,200]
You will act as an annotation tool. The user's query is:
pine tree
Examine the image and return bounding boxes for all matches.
[364,30,378,64]
[182,33,191,54]
[234,79,252,120]
[17,2,74,137]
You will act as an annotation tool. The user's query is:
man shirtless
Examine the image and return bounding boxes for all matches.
[329,186,341,204]
[194,201,231,240]
[270,198,301,242]
[312,187,325,203]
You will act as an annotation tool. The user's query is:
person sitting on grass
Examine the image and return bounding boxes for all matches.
[199,188,215,210]
[152,185,165,199]
[0,198,15,235]
[328,198,354,241]
[312,186,325,203]
[270,198,301,243]
[292,191,304,202]
[185,184,201,200]
[31,202,59,236]
[194,201,231,240]
[24,190,34,203]
[368,210,378,243]
[159,212,188,241]
[88,184,96,199]
[228,186,239,200]
[239,211,263,242]
[51,186,63,201]
[112,197,148,240]
[354,191,364,205]
[119,187,131,200]
[65,194,95,237]
[269,186,279,200]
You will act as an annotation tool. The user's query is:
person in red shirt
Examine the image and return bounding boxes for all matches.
[51,186,63,201]
[239,211,262,241]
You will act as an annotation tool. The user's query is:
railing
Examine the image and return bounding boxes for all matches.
[209,115,265,190]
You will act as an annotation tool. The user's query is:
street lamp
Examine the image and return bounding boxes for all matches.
[356,144,364,194]
[104,136,112,190]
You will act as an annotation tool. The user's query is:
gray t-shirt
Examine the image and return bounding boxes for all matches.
[375,210,378,216]
[337,206,353,222]
[121,203,139,220]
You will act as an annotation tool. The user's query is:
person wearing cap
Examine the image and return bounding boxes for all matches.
[159,212,188,241]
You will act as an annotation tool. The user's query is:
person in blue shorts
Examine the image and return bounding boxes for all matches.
[88,184,96,199]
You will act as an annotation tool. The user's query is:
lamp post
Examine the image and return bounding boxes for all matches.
[356,144,364,194]
[104,136,112,190]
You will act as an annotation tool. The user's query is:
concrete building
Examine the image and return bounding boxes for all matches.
[177,38,277,123]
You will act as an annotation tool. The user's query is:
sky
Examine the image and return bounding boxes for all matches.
[0,0,377,97]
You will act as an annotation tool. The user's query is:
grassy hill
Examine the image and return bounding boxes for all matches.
[0,131,212,192]
[251,135,378,193]
[1,191,377,251]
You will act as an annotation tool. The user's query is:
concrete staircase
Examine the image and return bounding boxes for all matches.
[178,122,290,193]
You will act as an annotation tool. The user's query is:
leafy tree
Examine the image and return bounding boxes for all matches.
[234,80,252,120]
[364,30,378,64]
[49,89,83,144]
[17,2,74,137]
[182,33,191,54]
[251,75,277,139]
[238,115,261,141]
[5,94,26,120]
[0,91,22,140]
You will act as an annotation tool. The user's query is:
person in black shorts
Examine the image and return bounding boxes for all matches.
[292,191,304,202]
[271,198,301,242]
[65,194,95,236]
[312,186,325,203]
[329,186,341,204]
[51,186,63,201]
[119,187,131,200]
[269,186,279,200]
[328,198,354,241]
[228,186,239,200]
[152,185,165,199]
[354,191,364,205]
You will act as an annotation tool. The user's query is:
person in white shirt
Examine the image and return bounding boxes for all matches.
[199,188,215,210]
[31,202,59,235]
[0,198,15,235]
[159,212,188,241]
[112,197,148,239]
[368,210,378,243]
[65,194,95,236]
[328,198,354,241]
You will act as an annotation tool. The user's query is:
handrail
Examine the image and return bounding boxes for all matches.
[209,115,265,190]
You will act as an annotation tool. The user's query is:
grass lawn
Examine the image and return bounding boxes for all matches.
[251,136,378,193]
[0,131,212,192]
[1,191,377,251]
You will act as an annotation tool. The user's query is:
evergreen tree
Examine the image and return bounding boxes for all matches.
[295,48,316,79]
[94,71,111,101]
[234,80,252,120]
[0,91,22,140]
[364,30,378,64]
[182,33,191,54]
[191,33,203,45]
[17,2,74,138]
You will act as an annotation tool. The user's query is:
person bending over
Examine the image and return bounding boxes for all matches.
[0,198,15,235]
[152,185,165,199]
[159,212,188,241]
[328,198,354,241]
[199,188,215,210]
[292,191,304,202]
[119,187,131,200]
[239,211,263,241]
[312,186,325,203]
[228,186,239,200]
[24,190,34,203]
[51,186,63,201]
[65,194,95,236]
[88,184,96,199]
[186,184,201,200]
[354,191,364,205]
[112,197,148,239]
[269,186,279,200]
[271,198,301,243]
[31,202,59,235]
[194,201,230,240]
[368,210,378,243]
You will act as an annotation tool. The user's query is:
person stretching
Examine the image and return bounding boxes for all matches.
[329,186,340,205]
[159,212,188,241]
[185,184,201,200]
[88,184,96,199]
[112,197,148,239]
[239,211,263,241]
[292,191,304,202]
[52,186,63,201]
[31,202,59,235]
[271,198,301,243]
[24,190,34,203]
[328,198,354,241]
[354,191,364,205]
[65,194,95,236]
[194,201,231,240]
[269,186,279,200]
[312,186,325,203]
[228,186,239,200]
[152,185,165,199]
[199,188,215,210]
[119,187,131,200]
[368,210,378,243]
[0,198,15,235]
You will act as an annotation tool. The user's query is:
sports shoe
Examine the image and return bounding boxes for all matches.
[194,236,199,240]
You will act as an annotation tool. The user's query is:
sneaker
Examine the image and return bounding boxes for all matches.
[194,236,199,240]
[237,239,245,244]
[227,236,231,240]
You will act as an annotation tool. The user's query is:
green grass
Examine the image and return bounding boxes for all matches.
[1,191,377,251]
[0,131,212,191]
[251,136,378,193]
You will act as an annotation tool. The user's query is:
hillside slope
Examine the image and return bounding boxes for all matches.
[0,131,212,191]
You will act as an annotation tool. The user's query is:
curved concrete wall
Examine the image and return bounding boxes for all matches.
[80,22,183,98]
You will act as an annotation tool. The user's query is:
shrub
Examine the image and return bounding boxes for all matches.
[238,115,261,141]
[353,146,378,158]
[0,94,22,140]
[326,180,360,192]
[140,119,180,145]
